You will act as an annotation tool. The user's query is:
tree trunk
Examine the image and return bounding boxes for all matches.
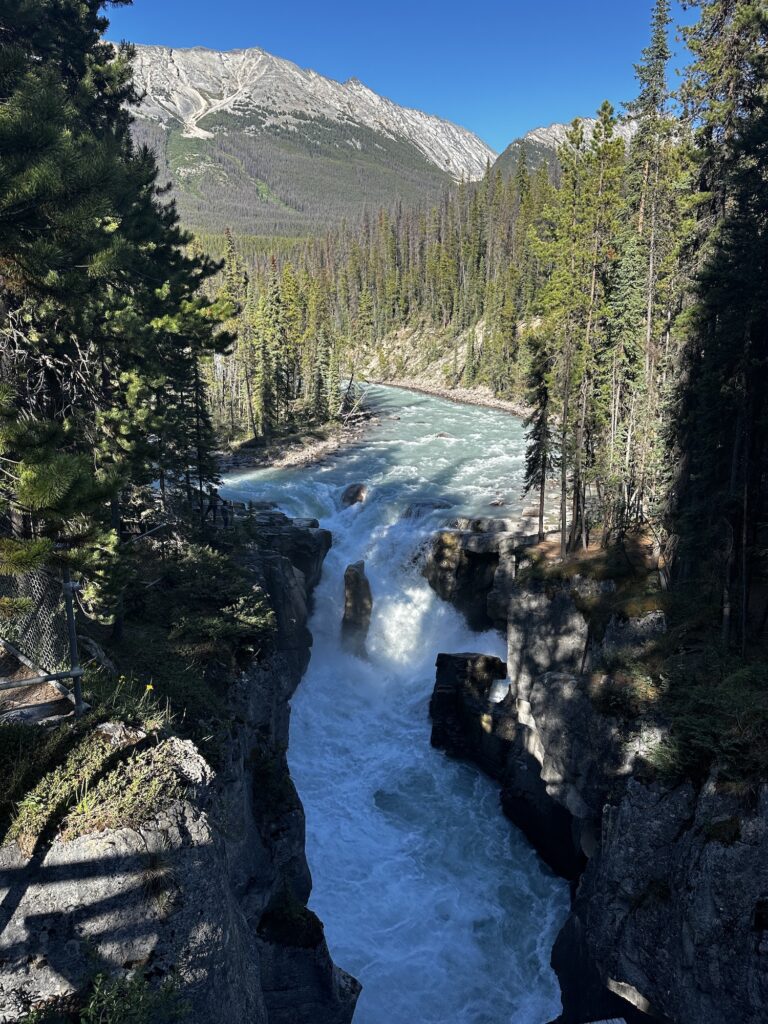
[560,343,572,560]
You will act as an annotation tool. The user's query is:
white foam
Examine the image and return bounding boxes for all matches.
[225,385,569,1024]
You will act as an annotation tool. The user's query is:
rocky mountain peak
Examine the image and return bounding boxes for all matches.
[130,43,496,180]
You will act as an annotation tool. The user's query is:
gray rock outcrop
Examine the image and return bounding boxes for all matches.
[341,561,373,658]
[421,518,543,630]
[0,516,359,1024]
[422,528,505,630]
[247,508,332,594]
[570,778,768,1024]
[506,585,589,702]
[427,560,768,1024]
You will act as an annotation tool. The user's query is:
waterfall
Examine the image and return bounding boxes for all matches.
[224,385,569,1024]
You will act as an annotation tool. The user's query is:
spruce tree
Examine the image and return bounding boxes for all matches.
[1,0,227,627]
[523,334,558,542]
[670,0,768,651]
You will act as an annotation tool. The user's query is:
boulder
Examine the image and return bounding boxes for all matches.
[341,561,373,658]
[422,530,502,630]
[246,512,332,594]
[340,484,367,508]
[430,653,507,757]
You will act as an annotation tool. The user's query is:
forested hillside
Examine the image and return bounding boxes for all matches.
[0,0,275,719]
[491,118,635,179]
[213,0,768,725]
[128,43,495,236]
[2,0,768,1020]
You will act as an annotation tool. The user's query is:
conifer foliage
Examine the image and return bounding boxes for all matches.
[0,1,228,623]
[213,0,767,661]
[669,0,768,650]
[215,0,689,560]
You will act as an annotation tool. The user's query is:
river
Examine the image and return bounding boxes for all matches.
[224,385,570,1024]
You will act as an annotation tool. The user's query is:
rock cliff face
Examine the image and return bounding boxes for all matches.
[0,514,359,1023]
[127,45,495,236]
[424,521,768,1024]
[131,45,495,180]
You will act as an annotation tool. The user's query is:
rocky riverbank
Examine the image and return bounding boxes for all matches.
[382,378,529,417]
[218,410,373,473]
[422,519,768,1024]
[0,513,359,1024]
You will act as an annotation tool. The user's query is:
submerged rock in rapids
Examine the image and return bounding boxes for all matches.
[341,560,373,657]
[401,498,454,520]
[341,483,367,507]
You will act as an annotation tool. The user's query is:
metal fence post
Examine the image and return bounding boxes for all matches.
[62,565,84,715]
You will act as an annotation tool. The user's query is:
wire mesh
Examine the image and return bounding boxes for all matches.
[0,568,69,673]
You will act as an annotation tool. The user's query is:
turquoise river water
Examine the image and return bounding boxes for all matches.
[224,385,569,1024]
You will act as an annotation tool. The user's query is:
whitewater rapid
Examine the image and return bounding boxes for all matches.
[224,385,569,1024]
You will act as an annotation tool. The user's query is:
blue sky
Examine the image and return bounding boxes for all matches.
[107,0,695,153]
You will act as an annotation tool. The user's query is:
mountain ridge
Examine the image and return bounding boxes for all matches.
[130,43,496,181]
[493,117,636,178]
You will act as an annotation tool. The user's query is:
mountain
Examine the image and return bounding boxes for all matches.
[128,45,496,237]
[493,118,636,179]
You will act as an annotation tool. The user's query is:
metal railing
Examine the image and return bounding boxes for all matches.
[0,565,84,714]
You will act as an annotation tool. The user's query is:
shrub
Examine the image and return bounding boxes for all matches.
[80,973,187,1024]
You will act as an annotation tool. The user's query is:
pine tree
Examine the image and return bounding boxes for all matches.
[1,0,227,626]
[670,0,768,651]
[523,333,558,541]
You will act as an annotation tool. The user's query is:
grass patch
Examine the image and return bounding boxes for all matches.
[5,730,116,855]
[60,741,186,842]
[1,531,277,853]
[588,666,662,718]
[655,658,768,783]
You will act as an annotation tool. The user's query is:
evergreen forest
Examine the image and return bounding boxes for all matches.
[3,0,766,716]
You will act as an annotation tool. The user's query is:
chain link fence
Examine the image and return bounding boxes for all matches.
[0,567,70,674]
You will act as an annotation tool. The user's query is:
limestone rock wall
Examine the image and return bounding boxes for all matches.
[0,517,359,1024]
[424,528,768,1024]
